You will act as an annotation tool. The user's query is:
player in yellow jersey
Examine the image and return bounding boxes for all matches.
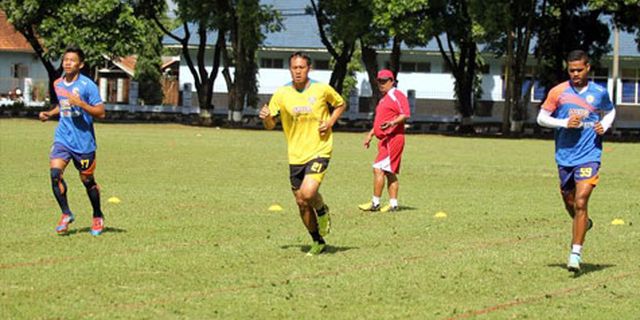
[259,52,346,256]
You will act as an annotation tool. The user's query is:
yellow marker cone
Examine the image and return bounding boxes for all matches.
[268,204,283,211]
[434,211,447,218]
[611,218,625,225]
[107,196,121,204]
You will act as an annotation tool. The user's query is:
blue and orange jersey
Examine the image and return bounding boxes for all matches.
[53,74,103,154]
[541,81,614,166]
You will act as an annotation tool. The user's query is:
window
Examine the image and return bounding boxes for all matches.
[621,68,639,104]
[399,62,430,73]
[590,67,608,91]
[11,64,29,78]
[260,58,283,69]
[314,59,330,70]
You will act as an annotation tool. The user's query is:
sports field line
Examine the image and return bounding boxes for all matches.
[445,270,640,320]
[107,231,560,311]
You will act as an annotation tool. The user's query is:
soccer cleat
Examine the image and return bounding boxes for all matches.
[380,204,399,213]
[317,205,331,237]
[91,217,104,236]
[567,253,581,272]
[358,202,380,211]
[56,213,75,235]
[306,242,326,256]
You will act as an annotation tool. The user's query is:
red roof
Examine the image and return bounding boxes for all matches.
[0,10,34,53]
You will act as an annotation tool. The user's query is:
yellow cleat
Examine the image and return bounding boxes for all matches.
[358,202,380,211]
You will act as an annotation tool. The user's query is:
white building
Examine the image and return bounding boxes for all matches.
[164,0,640,125]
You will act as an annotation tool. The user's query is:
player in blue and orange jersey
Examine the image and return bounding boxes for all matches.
[259,52,346,256]
[359,69,410,213]
[39,46,106,236]
[537,50,616,272]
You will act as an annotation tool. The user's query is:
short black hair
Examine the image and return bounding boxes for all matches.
[567,50,589,64]
[64,46,85,62]
[289,51,312,67]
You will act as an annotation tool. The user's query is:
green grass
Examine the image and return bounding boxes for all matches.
[1,118,639,319]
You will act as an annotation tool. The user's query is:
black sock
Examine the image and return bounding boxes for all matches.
[309,231,325,244]
[51,168,71,214]
[315,205,327,217]
[82,176,103,218]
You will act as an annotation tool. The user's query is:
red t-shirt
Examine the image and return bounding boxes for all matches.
[373,88,411,139]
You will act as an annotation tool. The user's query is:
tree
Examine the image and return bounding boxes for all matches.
[534,0,612,104]
[220,0,282,119]
[146,0,229,119]
[362,0,432,112]
[310,0,372,94]
[430,0,484,132]
[134,22,164,105]
[1,0,147,104]
[475,0,538,133]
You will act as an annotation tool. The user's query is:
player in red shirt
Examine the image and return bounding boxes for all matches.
[359,69,411,212]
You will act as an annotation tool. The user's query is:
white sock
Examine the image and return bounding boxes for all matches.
[389,198,398,208]
[571,244,582,255]
[372,196,380,206]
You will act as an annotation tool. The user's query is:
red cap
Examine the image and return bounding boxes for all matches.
[376,69,394,81]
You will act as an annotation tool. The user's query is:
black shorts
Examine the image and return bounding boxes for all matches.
[289,158,330,190]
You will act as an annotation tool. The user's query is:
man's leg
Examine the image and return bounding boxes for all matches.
[80,173,103,219]
[50,158,75,234]
[50,158,71,214]
[359,168,385,211]
[561,189,576,219]
[386,172,399,210]
[572,181,595,246]
[293,176,325,254]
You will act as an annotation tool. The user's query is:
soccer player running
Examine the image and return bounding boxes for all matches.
[537,50,615,272]
[38,46,106,236]
[259,52,346,256]
[359,69,410,212]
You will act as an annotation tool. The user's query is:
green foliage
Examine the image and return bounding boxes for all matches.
[134,22,164,105]
[2,0,147,67]
[2,119,640,318]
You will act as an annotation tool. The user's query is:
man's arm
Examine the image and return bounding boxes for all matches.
[39,105,60,122]
[363,128,374,148]
[259,104,276,130]
[537,109,582,129]
[67,94,105,119]
[319,103,346,134]
[380,114,408,130]
[594,108,616,135]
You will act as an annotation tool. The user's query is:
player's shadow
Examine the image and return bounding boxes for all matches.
[280,244,358,255]
[546,263,615,277]
[66,226,127,236]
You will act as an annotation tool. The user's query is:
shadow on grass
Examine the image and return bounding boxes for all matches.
[280,244,359,255]
[65,226,127,236]
[546,263,616,277]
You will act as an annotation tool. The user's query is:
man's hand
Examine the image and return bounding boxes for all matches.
[258,104,270,119]
[67,94,83,108]
[39,111,50,122]
[594,122,605,135]
[380,121,395,130]
[318,120,330,136]
[567,114,582,128]
[364,136,372,149]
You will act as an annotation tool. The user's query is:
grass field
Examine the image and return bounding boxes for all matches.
[1,118,639,319]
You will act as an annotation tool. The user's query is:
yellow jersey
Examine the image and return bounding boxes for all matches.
[268,80,345,164]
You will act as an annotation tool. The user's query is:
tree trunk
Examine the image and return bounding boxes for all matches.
[389,35,401,77]
[329,42,354,94]
[501,30,515,134]
[361,43,380,113]
[20,26,61,105]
